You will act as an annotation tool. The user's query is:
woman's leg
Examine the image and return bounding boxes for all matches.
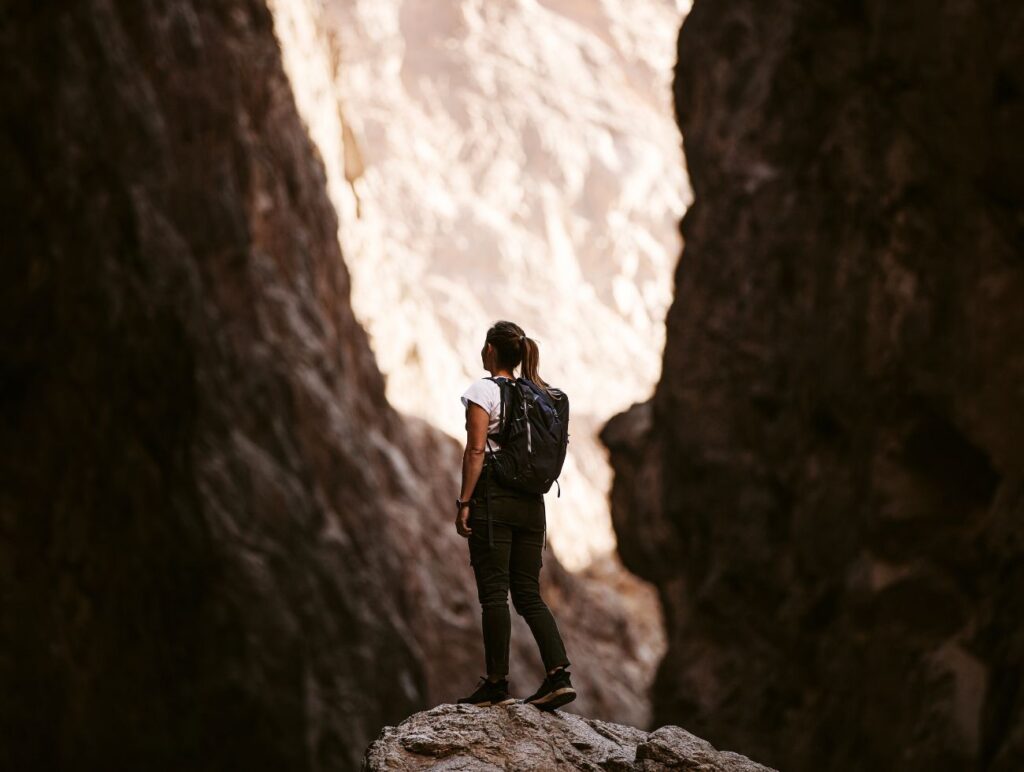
[508,525,570,673]
[468,520,513,678]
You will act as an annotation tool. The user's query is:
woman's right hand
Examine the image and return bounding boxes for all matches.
[455,504,473,538]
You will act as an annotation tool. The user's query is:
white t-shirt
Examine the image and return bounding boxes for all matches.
[460,376,513,452]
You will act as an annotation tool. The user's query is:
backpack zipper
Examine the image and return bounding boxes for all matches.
[524,402,532,453]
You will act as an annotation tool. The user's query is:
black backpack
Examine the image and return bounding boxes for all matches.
[484,376,569,497]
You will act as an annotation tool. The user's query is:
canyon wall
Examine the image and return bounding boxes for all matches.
[603,1,1024,770]
[1,1,658,769]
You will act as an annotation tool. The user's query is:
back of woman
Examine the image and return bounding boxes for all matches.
[459,374,545,533]
[453,320,577,711]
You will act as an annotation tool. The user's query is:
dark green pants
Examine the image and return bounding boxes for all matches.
[467,464,570,677]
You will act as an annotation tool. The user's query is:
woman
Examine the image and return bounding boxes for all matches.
[454,320,576,710]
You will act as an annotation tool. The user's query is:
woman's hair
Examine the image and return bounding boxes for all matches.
[485,320,557,399]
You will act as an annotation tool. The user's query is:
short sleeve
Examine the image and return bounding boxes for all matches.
[460,379,499,414]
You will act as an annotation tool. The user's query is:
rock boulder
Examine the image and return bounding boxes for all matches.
[363,704,775,771]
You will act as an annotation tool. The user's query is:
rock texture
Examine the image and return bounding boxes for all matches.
[603,1,1024,771]
[2,1,659,769]
[268,0,691,568]
[363,704,775,771]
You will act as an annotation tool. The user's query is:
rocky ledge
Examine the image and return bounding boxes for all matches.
[362,704,774,771]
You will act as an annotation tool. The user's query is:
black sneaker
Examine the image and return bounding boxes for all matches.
[457,675,516,707]
[522,666,576,710]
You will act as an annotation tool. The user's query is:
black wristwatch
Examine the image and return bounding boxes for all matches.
[456,498,471,511]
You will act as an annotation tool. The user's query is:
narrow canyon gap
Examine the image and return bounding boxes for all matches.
[267,0,693,571]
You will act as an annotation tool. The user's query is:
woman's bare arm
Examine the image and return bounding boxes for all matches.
[455,403,490,537]
[460,402,490,501]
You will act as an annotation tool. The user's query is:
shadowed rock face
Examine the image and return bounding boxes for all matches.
[2,2,424,768]
[362,704,775,771]
[1,1,657,770]
[603,1,1024,771]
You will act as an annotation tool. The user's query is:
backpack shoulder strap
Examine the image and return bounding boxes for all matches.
[482,376,508,454]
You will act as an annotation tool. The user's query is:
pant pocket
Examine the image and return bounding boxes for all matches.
[467,520,488,565]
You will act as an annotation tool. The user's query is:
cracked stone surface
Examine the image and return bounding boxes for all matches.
[362,704,775,771]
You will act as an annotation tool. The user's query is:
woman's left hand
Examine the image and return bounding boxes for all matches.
[455,505,473,538]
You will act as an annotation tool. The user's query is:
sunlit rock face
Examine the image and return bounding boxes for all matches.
[3,0,666,768]
[268,0,692,570]
[603,1,1024,771]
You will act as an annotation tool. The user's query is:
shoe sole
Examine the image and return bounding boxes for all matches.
[460,697,516,707]
[524,687,576,710]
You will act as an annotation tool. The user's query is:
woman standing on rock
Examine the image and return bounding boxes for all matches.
[454,320,576,710]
